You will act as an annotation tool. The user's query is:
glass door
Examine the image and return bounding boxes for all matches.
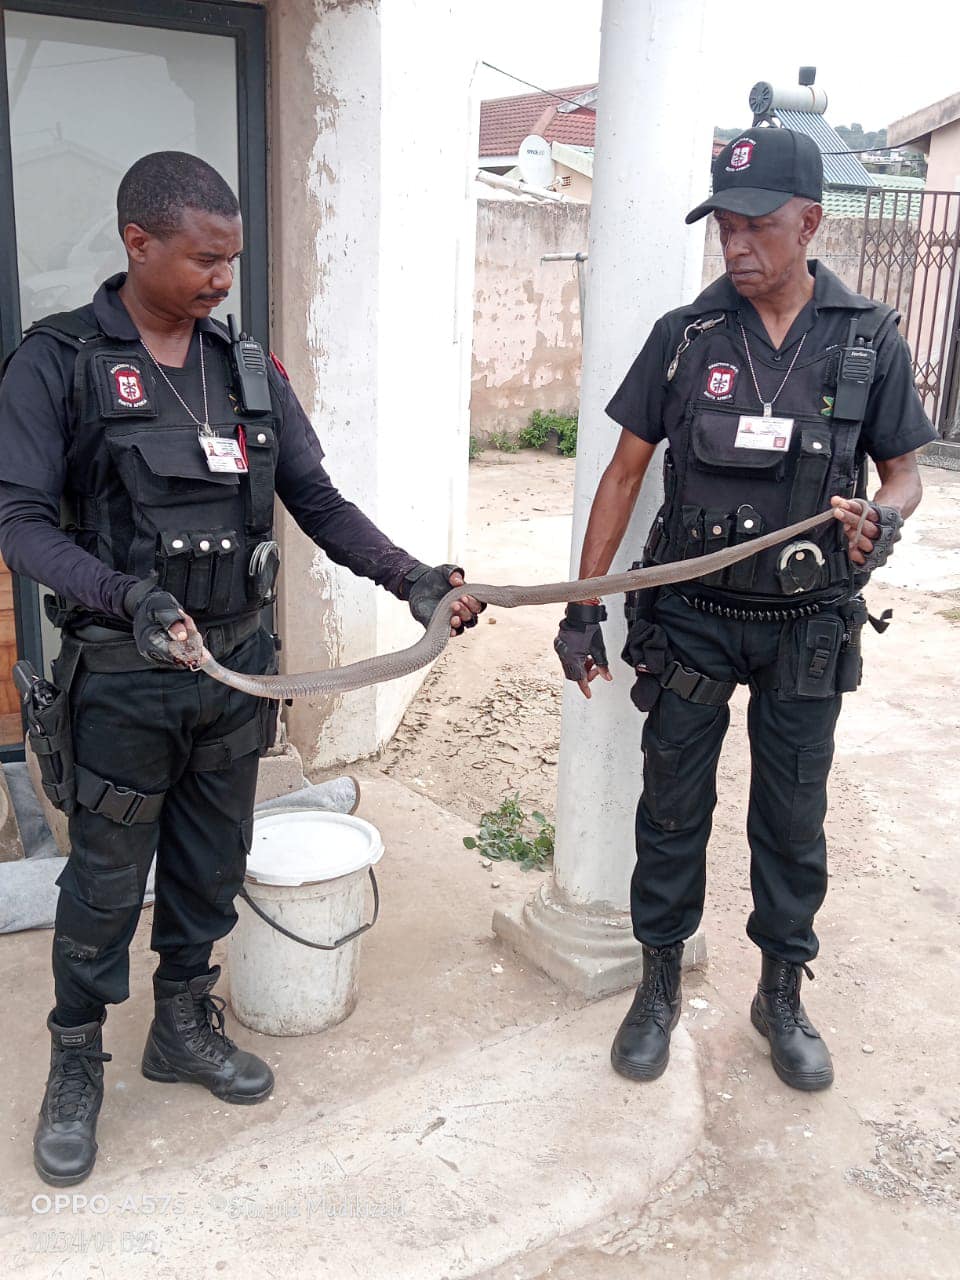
[0,0,267,758]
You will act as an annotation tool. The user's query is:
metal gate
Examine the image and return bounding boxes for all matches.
[857,188,960,439]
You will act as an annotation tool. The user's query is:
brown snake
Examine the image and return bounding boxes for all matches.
[194,507,850,701]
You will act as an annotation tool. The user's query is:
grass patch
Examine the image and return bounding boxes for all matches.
[489,430,520,453]
[463,794,555,872]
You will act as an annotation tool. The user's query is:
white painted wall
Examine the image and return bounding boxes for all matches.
[374,0,479,741]
[268,0,478,769]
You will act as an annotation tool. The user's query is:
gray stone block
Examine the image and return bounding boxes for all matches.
[0,760,24,862]
[255,741,306,805]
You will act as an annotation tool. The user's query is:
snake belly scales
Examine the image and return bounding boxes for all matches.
[196,508,848,701]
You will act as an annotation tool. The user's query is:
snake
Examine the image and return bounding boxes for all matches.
[194,506,854,701]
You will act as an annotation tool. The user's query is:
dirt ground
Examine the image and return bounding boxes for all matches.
[374,448,960,1279]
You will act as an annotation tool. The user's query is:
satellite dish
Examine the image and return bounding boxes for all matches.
[518,134,555,187]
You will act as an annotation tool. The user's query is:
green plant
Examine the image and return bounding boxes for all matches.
[556,416,578,457]
[468,434,482,461]
[489,430,519,453]
[463,794,555,872]
[517,410,552,449]
[517,409,578,457]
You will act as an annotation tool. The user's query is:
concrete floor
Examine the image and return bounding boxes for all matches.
[1,458,958,1278]
[0,775,703,1279]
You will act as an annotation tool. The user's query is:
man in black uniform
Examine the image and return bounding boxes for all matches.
[553,129,935,1091]
[0,152,482,1186]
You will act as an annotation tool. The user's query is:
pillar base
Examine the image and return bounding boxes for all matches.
[492,883,707,1000]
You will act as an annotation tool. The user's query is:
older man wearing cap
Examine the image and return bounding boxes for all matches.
[552,128,935,1091]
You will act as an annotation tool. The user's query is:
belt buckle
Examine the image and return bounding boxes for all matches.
[96,782,144,826]
[664,664,703,701]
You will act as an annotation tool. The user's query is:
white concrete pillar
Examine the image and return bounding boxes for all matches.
[268,0,477,771]
[493,0,713,996]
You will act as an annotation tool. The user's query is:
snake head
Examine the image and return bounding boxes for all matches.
[163,630,205,670]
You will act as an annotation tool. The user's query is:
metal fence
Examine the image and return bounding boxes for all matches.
[856,188,960,439]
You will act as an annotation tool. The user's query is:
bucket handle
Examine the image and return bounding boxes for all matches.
[238,867,380,950]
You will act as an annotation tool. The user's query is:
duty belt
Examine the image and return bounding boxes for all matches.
[66,611,262,673]
[677,591,844,623]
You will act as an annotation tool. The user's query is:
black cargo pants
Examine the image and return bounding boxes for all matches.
[633,589,843,965]
[52,626,277,1018]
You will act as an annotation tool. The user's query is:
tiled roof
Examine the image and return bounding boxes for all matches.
[822,181,924,220]
[479,85,598,157]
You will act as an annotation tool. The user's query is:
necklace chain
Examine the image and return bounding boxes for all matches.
[139,332,212,433]
[738,322,806,417]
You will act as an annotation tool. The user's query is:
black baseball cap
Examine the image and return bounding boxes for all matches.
[685,128,823,224]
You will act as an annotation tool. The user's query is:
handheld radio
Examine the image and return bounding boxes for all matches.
[227,314,272,415]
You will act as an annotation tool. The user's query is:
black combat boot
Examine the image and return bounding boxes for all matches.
[610,941,684,1081]
[141,966,274,1104]
[750,954,834,1091]
[34,1013,111,1186]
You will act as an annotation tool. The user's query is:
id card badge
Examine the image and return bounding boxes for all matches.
[199,435,248,474]
[734,414,794,453]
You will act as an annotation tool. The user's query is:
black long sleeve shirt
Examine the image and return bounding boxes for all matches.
[0,275,421,619]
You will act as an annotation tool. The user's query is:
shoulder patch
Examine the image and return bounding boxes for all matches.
[269,351,289,381]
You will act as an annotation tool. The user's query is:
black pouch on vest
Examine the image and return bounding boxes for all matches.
[14,660,77,814]
[700,509,730,586]
[680,505,704,558]
[723,504,764,591]
[787,426,833,524]
[784,616,843,699]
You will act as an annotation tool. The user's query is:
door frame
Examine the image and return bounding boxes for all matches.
[0,0,268,760]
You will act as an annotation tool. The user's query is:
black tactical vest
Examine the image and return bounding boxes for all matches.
[25,309,280,626]
[643,302,894,602]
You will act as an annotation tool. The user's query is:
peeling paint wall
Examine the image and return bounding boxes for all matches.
[266,0,477,768]
[471,198,590,437]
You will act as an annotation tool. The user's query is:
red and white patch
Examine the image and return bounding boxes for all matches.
[727,139,755,172]
[111,363,148,408]
[704,362,738,401]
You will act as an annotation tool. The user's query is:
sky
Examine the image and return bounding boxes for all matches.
[474,0,960,135]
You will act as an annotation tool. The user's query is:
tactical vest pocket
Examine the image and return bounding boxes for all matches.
[107,427,240,508]
[689,408,788,480]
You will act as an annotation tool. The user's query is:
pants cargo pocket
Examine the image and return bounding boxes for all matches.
[641,699,727,833]
[212,817,253,905]
[54,860,145,960]
[788,741,834,844]
[56,859,143,910]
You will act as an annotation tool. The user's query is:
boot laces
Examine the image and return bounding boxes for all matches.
[187,992,237,1062]
[628,951,676,1032]
[770,963,815,1028]
[50,1044,111,1121]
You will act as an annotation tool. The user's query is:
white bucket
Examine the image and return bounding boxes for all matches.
[228,810,384,1037]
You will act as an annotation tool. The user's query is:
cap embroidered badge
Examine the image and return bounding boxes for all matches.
[686,127,823,224]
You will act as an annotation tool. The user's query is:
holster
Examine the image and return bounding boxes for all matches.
[17,652,79,815]
[622,564,668,711]
[836,594,869,693]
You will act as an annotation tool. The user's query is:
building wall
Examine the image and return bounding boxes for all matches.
[265,0,477,769]
[922,117,960,192]
[471,198,589,437]
[553,163,593,203]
